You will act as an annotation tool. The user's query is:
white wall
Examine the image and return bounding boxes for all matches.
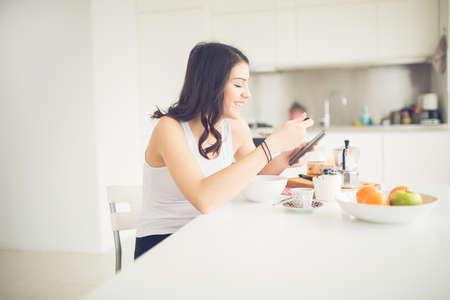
[0,0,141,253]
[0,0,100,252]
[91,0,141,251]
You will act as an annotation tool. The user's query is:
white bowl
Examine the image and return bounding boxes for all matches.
[242,175,288,204]
[336,191,439,224]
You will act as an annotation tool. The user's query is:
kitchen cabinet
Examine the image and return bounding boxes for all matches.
[383,132,449,184]
[307,129,449,185]
[296,2,377,64]
[275,9,297,64]
[211,0,274,14]
[212,11,276,67]
[310,131,384,183]
[377,0,439,60]
[136,0,204,12]
[136,0,441,72]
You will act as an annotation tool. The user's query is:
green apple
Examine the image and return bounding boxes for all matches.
[390,190,423,206]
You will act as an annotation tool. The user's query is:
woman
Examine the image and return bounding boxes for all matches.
[135,42,313,259]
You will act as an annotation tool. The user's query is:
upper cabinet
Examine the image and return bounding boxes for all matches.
[211,0,274,14]
[212,11,276,68]
[136,0,441,71]
[276,8,297,64]
[211,0,276,69]
[136,0,204,12]
[296,2,377,64]
[377,0,439,60]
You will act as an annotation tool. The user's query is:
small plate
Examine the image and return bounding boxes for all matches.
[280,200,324,213]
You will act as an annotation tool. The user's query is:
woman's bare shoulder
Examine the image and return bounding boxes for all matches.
[155,116,181,129]
[151,116,186,147]
[153,116,184,137]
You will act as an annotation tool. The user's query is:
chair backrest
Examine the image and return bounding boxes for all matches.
[106,185,142,231]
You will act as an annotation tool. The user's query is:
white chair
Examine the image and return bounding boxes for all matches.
[106,185,142,273]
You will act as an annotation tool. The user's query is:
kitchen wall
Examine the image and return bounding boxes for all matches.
[0,0,99,252]
[0,0,140,253]
[242,63,432,127]
[91,0,141,251]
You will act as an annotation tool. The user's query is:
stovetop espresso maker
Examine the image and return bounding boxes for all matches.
[333,140,360,188]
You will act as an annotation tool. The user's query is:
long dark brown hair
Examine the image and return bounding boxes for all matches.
[152,42,249,159]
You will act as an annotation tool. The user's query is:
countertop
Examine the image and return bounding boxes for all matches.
[252,124,449,138]
[85,183,450,300]
[309,124,449,133]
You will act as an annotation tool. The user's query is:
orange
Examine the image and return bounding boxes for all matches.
[356,186,378,203]
[387,185,410,204]
[360,191,387,206]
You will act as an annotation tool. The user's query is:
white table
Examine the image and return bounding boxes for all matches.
[86,184,450,300]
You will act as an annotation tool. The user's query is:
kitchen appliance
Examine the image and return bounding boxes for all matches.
[334,140,360,188]
[419,93,440,125]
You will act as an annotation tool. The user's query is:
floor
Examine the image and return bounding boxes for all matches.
[0,237,135,300]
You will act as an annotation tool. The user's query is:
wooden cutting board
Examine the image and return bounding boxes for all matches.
[287,177,381,191]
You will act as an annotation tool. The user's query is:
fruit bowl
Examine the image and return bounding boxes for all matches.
[336,191,439,224]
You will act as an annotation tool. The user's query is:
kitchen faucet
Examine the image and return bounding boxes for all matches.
[320,91,348,128]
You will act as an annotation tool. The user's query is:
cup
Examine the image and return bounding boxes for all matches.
[290,188,314,208]
[313,174,342,202]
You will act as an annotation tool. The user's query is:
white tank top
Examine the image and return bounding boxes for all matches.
[136,119,234,237]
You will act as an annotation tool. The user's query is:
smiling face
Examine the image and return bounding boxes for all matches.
[222,61,251,120]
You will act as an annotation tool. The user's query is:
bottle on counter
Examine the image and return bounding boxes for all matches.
[411,103,421,124]
[400,110,412,124]
[360,104,371,126]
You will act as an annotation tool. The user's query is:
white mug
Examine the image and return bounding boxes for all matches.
[313,174,342,202]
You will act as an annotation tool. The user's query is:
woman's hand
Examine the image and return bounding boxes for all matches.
[265,113,314,154]
[280,141,317,168]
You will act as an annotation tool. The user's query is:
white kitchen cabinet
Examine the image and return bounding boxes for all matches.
[136,0,204,13]
[276,9,297,64]
[212,11,276,67]
[377,0,440,59]
[306,130,449,185]
[296,2,377,64]
[318,132,384,183]
[211,0,274,14]
[137,8,208,135]
[383,132,449,184]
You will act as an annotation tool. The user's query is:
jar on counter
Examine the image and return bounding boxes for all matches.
[305,149,333,177]
[307,161,326,177]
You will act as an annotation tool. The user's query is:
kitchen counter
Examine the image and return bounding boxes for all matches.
[85,183,450,300]
[309,124,449,133]
[252,124,449,139]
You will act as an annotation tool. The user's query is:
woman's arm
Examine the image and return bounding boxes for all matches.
[156,116,312,214]
[233,115,313,176]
